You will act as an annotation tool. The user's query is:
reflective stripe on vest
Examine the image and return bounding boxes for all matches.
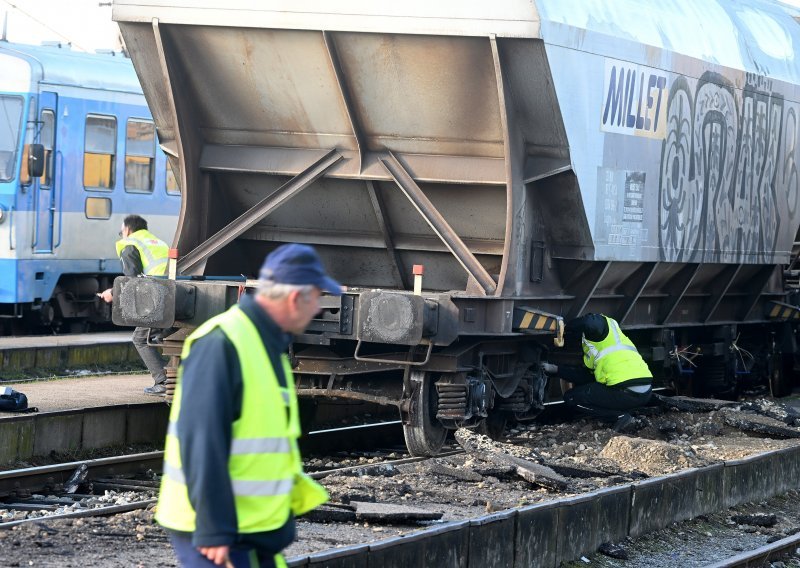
[115,229,169,276]
[166,422,291,454]
[155,305,305,534]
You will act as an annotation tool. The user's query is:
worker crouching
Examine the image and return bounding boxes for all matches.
[544,313,653,433]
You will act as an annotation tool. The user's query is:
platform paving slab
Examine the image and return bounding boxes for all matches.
[0,374,162,417]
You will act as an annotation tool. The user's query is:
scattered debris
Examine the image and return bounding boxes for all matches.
[599,436,706,476]
[653,394,738,413]
[351,501,443,523]
[541,459,613,479]
[454,428,568,490]
[426,460,483,482]
[739,400,800,426]
[63,464,89,494]
[302,503,357,523]
[721,409,800,439]
[731,513,778,527]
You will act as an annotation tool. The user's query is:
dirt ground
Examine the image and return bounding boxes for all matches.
[3,395,800,566]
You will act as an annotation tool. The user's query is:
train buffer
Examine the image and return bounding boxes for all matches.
[513,307,565,347]
[766,301,800,321]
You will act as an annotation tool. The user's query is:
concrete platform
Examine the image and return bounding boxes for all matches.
[0,332,141,375]
[0,331,132,350]
[0,374,162,416]
[0,374,169,465]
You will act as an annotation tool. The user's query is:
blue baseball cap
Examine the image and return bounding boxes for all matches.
[259,244,343,296]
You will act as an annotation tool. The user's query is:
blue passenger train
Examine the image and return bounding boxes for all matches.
[0,41,179,333]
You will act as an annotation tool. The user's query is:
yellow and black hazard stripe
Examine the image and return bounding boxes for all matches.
[518,311,558,331]
[514,307,562,332]
[767,301,800,320]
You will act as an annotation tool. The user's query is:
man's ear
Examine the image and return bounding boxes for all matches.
[287,289,301,311]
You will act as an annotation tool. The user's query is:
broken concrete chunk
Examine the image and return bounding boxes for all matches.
[543,459,613,479]
[721,408,800,439]
[351,501,443,523]
[739,400,800,426]
[454,428,568,490]
[301,503,357,523]
[426,460,483,482]
[731,513,778,527]
[653,394,739,413]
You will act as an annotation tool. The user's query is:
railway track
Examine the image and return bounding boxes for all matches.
[0,422,413,528]
[707,533,800,567]
[0,452,162,529]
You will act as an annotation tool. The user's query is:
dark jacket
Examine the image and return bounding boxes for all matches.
[171,293,296,551]
[119,245,143,277]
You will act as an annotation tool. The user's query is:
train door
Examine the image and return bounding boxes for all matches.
[32,91,57,254]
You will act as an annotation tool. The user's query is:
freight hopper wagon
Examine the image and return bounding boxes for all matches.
[112,0,800,455]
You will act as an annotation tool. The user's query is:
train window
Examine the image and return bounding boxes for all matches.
[165,161,180,195]
[85,197,112,219]
[0,96,24,182]
[125,119,155,193]
[40,110,55,188]
[83,115,116,190]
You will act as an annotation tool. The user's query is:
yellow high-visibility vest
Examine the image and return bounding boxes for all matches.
[115,229,169,276]
[582,315,652,386]
[156,304,328,537]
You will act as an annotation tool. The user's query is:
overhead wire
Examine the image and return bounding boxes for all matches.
[0,0,92,52]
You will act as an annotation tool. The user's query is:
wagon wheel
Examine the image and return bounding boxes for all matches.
[402,370,447,457]
[768,339,795,398]
[476,411,508,440]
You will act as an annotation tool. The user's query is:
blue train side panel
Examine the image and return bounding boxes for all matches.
[0,41,180,330]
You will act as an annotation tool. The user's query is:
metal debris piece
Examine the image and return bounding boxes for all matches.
[351,501,443,523]
[63,464,89,494]
[454,428,568,490]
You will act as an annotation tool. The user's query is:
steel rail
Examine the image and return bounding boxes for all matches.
[704,532,800,568]
[0,452,164,498]
[0,499,157,529]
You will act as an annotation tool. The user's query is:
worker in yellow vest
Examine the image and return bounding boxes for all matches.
[543,313,653,433]
[99,214,170,395]
[157,244,340,567]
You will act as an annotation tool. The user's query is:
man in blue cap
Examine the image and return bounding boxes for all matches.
[156,244,342,567]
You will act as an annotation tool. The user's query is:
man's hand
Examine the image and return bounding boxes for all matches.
[98,288,113,303]
[198,545,231,566]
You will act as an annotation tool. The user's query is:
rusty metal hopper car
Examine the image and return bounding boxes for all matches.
[111,0,800,455]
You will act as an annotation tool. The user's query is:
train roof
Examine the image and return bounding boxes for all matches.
[0,40,142,94]
[113,0,800,84]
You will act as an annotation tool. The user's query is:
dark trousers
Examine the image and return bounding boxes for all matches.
[132,326,167,385]
[169,532,282,568]
[559,365,652,421]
